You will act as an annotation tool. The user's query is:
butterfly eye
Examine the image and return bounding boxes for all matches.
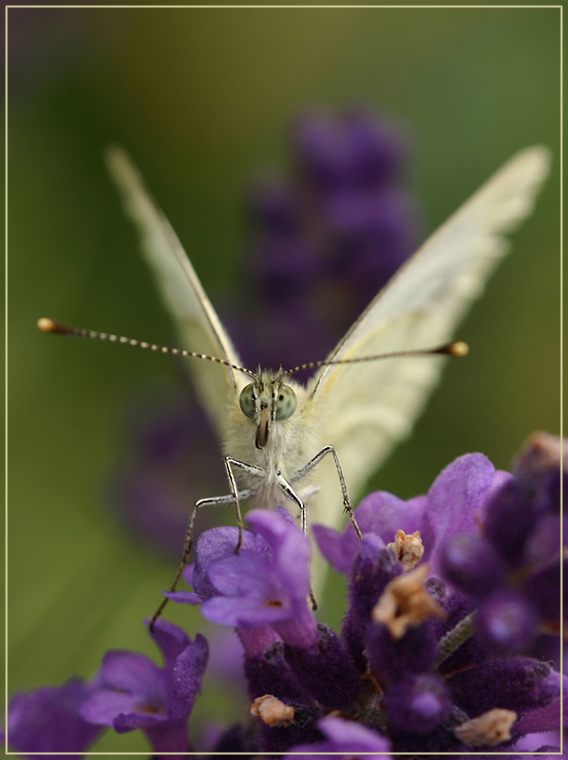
[275,384,297,420]
[239,384,256,419]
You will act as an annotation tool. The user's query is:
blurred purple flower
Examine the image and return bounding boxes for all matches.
[294,109,404,191]
[108,388,224,557]
[240,107,417,373]
[1,678,102,758]
[282,715,392,759]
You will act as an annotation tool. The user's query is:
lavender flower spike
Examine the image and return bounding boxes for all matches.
[6,436,564,755]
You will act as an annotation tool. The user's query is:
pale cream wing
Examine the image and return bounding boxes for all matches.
[105,147,246,440]
[306,146,551,529]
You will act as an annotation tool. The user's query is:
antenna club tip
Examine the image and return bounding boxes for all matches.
[448,340,470,358]
[37,317,59,333]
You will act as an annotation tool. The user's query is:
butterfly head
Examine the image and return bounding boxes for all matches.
[239,371,298,449]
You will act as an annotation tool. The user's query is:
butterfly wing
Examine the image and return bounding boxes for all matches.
[305,146,551,529]
[105,147,247,440]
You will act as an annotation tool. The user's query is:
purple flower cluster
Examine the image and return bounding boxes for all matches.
[439,432,565,657]
[109,107,418,558]
[7,434,563,757]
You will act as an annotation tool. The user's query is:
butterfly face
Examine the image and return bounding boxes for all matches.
[239,373,298,449]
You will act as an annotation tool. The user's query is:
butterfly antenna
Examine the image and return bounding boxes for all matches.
[37,318,256,378]
[281,341,470,377]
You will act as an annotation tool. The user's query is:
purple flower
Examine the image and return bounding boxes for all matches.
[2,677,103,757]
[312,443,564,751]
[437,433,565,654]
[168,507,318,650]
[283,715,392,759]
[476,589,539,654]
[169,508,361,714]
[440,532,508,598]
[294,109,405,191]
[448,657,563,719]
[384,673,452,736]
[80,618,208,755]
[317,443,562,662]
[7,436,564,755]
[366,618,439,684]
[314,491,427,575]
[425,453,508,575]
[340,533,403,671]
[314,453,503,578]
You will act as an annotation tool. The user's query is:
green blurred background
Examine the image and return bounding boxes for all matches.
[7,5,560,753]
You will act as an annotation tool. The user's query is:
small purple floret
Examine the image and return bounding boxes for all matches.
[283,715,392,759]
[449,656,562,718]
[284,624,359,710]
[384,674,451,735]
[80,618,208,754]
[366,622,439,684]
[2,678,102,756]
[439,533,507,598]
[476,589,539,654]
[168,508,318,649]
[340,534,401,670]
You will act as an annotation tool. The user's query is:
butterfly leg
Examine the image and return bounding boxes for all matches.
[292,446,363,540]
[149,489,254,630]
[224,456,264,553]
[275,474,317,610]
[276,473,308,533]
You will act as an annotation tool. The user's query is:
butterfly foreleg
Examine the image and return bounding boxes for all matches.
[149,488,255,631]
[291,446,363,540]
[276,474,308,533]
[224,456,264,552]
[275,474,317,610]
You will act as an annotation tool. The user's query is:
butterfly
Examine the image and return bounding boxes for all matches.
[39,144,550,615]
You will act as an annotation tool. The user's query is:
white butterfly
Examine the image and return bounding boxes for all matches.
[45,146,550,608]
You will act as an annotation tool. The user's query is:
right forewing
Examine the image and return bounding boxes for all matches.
[305,146,551,529]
